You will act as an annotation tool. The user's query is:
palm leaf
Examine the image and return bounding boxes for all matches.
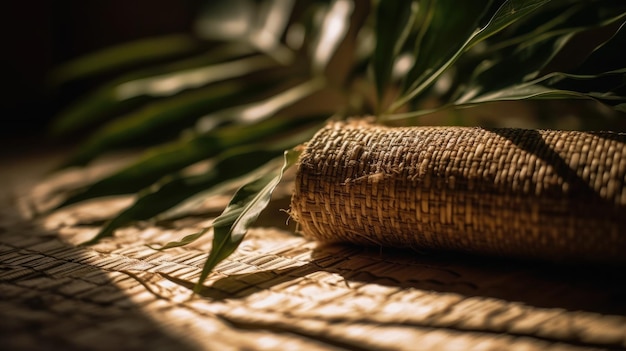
[403,0,490,97]
[194,148,300,291]
[386,13,626,121]
[392,0,552,111]
[372,1,418,101]
[49,34,203,87]
[50,43,257,137]
[51,114,324,212]
[46,0,626,293]
[81,147,285,245]
[59,71,299,167]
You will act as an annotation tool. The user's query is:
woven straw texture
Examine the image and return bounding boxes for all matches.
[3,143,626,350]
[291,120,626,262]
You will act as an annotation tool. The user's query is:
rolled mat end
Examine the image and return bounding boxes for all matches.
[291,120,626,263]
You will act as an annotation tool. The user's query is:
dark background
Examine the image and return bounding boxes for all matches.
[0,1,200,141]
[3,2,624,148]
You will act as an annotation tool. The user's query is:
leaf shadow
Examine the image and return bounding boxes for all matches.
[0,220,201,351]
[200,242,626,316]
[491,128,625,211]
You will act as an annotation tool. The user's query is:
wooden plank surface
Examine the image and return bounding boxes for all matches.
[1,152,625,350]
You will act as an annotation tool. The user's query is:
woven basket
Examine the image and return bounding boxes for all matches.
[290,120,626,263]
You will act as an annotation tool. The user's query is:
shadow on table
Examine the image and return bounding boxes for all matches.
[200,242,626,316]
[0,208,200,351]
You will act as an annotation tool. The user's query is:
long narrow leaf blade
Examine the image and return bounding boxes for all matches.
[62,72,318,168]
[386,69,626,120]
[448,4,626,109]
[404,0,490,96]
[573,20,626,74]
[82,148,284,245]
[194,148,301,291]
[156,122,325,221]
[49,34,201,87]
[51,44,257,137]
[459,66,626,107]
[468,0,553,48]
[51,115,325,211]
[456,34,574,103]
[372,1,417,100]
[392,0,551,111]
[196,77,325,128]
[114,55,277,100]
[60,72,295,167]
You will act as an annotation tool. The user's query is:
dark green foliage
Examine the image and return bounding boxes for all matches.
[49,0,626,290]
[372,1,417,102]
[194,149,300,290]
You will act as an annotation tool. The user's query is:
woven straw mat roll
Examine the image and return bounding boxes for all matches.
[290,120,626,263]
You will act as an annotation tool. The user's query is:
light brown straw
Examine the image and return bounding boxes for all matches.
[290,120,626,263]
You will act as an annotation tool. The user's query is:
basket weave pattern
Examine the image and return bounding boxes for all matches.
[291,121,626,262]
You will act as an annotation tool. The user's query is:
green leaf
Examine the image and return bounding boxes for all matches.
[403,0,490,97]
[113,55,277,100]
[481,1,626,54]
[392,0,551,111]
[459,80,590,104]
[455,31,574,103]
[60,69,296,167]
[196,77,325,129]
[194,147,301,292]
[49,34,202,87]
[573,20,626,74]
[386,68,626,120]
[51,43,257,137]
[51,114,325,211]
[156,122,324,221]
[467,0,553,48]
[444,4,626,112]
[372,1,418,101]
[457,4,620,98]
[81,147,285,245]
[53,136,221,210]
[61,76,321,168]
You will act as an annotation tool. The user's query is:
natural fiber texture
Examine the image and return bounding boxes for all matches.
[291,120,626,262]
[5,143,626,350]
